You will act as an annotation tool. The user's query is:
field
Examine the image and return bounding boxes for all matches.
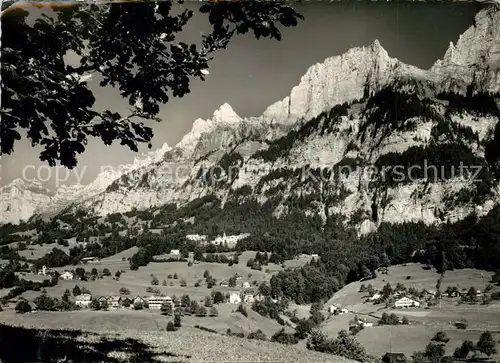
[325,263,495,314]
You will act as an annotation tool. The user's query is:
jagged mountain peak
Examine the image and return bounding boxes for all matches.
[370,38,388,55]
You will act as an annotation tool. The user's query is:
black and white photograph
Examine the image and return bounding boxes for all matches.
[1,0,500,362]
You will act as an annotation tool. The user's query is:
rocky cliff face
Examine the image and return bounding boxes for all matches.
[4,6,500,229]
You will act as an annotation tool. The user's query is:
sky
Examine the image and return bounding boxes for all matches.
[1,1,484,188]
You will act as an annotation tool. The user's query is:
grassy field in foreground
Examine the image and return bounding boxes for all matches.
[0,316,354,363]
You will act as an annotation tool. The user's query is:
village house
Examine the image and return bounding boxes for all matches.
[148,296,173,310]
[351,318,374,328]
[242,281,251,289]
[132,296,146,306]
[121,297,133,308]
[229,291,241,304]
[170,249,180,255]
[75,294,92,308]
[243,294,255,304]
[330,305,348,314]
[422,289,436,299]
[60,271,74,280]
[211,233,250,248]
[394,297,420,308]
[219,280,229,288]
[254,293,265,302]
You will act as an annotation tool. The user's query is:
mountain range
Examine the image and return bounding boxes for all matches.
[1,5,500,232]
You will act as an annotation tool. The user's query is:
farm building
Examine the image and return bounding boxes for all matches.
[211,233,250,247]
[98,296,110,306]
[38,265,48,276]
[254,293,265,302]
[60,271,74,280]
[242,281,251,289]
[394,297,420,308]
[170,249,180,255]
[185,234,207,242]
[121,297,133,307]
